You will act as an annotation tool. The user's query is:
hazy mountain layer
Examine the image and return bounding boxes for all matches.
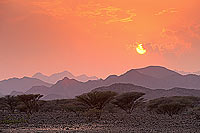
[32,71,98,84]
[93,83,200,100]
[0,77,52,95]
[26,66,200,100]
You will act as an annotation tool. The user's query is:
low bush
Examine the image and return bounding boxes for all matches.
[75,91,117,119]
[111,92,145,114]
[17,94,43,117]
[147,96,200,117]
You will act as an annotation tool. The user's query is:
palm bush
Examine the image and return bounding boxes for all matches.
[111,92,145,114]
[76,91,117,118]
[76,91,117,110]
[155,103,186,117]
[17,94,43,117]
[147,96,198,117]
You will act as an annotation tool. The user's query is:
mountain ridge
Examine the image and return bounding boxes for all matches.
[32,71,98,84]
[26,66,200,99]
[0,77,52,95]
[92,83,200,100]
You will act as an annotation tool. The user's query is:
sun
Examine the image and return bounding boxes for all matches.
[136,43,146,55]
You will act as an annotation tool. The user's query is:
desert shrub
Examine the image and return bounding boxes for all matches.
[17,94,43,117]
[76,91,117,110]
[111,92,145,114]
[147,96,199,117]
[38,99,87,115]
[76,91,117,118]
[63,103,87,115]
[39,100,62,112]
[0,95,19,113]
[55,99,85,113]
[156,103,186,117]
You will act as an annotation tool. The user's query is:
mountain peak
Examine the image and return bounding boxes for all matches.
[56,77,81,84]
[22,76,32,79]
[0,76,52,95]
[135,65,180,78]
[32,71,98,84]
[33,72,44,77]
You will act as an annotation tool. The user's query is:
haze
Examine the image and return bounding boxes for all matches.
[0,0,200,80]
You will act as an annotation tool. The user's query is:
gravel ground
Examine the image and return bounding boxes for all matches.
[0,109,200,133]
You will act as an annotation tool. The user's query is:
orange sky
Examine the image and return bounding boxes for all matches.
[0,0,200,80]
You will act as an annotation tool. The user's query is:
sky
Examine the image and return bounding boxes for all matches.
[0,0,200,80]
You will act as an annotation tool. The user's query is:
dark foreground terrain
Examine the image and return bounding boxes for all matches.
[1,107,200,133]
[1,92,200,133]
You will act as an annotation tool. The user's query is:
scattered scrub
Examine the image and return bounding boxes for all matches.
[76,91,117,119]
[17,94,43,117]
[111,92,145,114]
[147,96,200,117]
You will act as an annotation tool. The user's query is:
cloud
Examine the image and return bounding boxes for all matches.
[127,27,193,56]
[151,27,192,55]
[105,9,136,24]
[76,2,136,24]
[155,8,178,16]
[31,1,136,23]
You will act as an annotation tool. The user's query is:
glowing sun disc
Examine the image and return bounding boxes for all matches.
[136,43,146,55]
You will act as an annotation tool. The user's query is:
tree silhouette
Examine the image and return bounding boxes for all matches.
[17,94,43,117]
[76,91,117,110]
[147,97,187,117]
[112,92,145,114]
[156,103,186,117]
[76,91,117,118]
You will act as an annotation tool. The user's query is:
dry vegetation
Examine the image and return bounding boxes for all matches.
[0,92,200,132]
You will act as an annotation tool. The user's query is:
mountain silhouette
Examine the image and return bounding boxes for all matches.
[0,77,52,95]
[26,77,84,98]
[76,74,98,82]
[32,71,98,84]
[26,66,200,99]
[92,83,151,94]
[25,85,50,95]
[135,66,180,78]
[92,83,200,100]
[176,70,200,75]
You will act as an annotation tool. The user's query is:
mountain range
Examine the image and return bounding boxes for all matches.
[32,71,98,84]
[176,70,200,75]
[25,66,200,100]
[92,83,200,100]
[0,77,52,95]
